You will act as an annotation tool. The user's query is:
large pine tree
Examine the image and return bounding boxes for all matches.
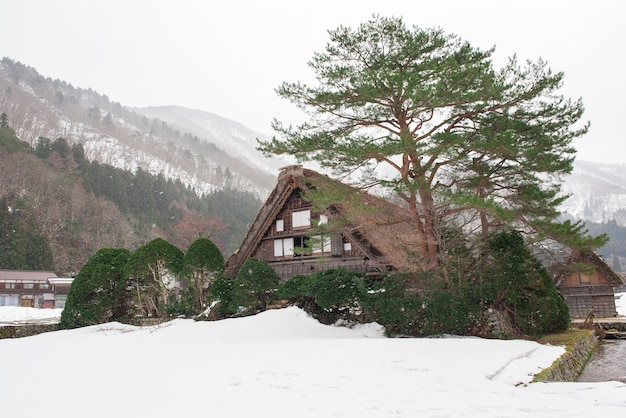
[259,15,605,272]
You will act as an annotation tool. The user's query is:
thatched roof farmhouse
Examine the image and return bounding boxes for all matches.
[555,250,624,318]
[224,165,425,281]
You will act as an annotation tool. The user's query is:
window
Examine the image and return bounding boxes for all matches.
[344,242,352,252]
[274,238,294,257]
[312,235,332,254]
[276,219,284,232]
[578,271,592,285]
[23,283,34,289]
[292,210,311,228]
[5,283,16,289]
[293,236,311,256]
[39,283,50,289]
[0,295,19,306]
[318,214,328,225]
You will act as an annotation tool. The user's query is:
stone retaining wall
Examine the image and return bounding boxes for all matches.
[537,330,598,382]
[598,322,626,331]
[0,324,59,339]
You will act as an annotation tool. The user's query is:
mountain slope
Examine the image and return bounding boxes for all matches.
[0,58,281,198]
[0,128,263,274]
[3,57,626,271]
[3,57,623,225]
[561,160,626,225]
[130,105,289,178]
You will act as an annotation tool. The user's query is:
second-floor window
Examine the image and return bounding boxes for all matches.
[312,235,331,254]
[292,210,311,229]
[274,238,294,257]
[578,271,593,285]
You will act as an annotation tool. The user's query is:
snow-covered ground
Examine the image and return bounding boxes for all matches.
[616,291,625,315]
[0,306,63,323]
[0,298,624,417]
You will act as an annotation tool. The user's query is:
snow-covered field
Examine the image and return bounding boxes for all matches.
[0,306,63,323]
[0,297,625,417]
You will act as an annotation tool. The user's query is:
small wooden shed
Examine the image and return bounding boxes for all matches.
[556,251,624,318]
[224,165,424,281]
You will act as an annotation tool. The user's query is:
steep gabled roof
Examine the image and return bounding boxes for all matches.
[224,165,424,278]
[560,251,624,286]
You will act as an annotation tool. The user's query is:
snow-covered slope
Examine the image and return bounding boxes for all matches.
[2,59,624,222]
[131,105,290,176]
[0,59,278,198]
[561,160,626,224]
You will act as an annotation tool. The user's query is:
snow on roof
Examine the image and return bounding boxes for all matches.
[47,278,74,285]
[0,269,58,281]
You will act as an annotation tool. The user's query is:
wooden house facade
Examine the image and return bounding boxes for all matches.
[0,270,73,309]
[224,165,423,281]
[556,251,624,318]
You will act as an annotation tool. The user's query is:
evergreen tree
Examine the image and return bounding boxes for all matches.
[258,15,603,272]
[0,123,31,152]
[208,273,236,318]
[0,112,8,128]
[124,238,183,318]
[50,137,71,158]
[230,258,280,313]
[0,197,53,270]
[180,238,225,312]
[35,137,52,159]
[483,230,569,336]
[59,248,132,329]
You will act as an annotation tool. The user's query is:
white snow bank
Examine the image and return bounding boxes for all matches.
[0,306,63,322]
[615,292,625,316]
[1,306,624,417]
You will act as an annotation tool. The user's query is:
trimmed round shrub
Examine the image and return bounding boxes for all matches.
[60,248,131,329]
[483,230,570,336]
[230,258,280,313]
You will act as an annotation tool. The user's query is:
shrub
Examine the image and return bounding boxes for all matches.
[420,284,482,336]
[179,238,225,314]
[60,248,131,329]
[277,269,369,322]
[359,275,425,336]
[124,238,184,318]
[483,230,570,336]
[182,238,224,275]
[163,286,197,317]
[230,258,280,313]
[206,273,236,318]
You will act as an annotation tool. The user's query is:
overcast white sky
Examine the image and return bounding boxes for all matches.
[2,0,624,163]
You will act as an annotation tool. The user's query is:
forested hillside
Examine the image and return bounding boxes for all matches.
[0,122,262,275]
[0,57,279,198]
[585,220,626,271]
[2,56,626,274]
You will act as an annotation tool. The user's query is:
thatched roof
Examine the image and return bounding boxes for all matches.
[224,165,425,278]
[560,251,624,286]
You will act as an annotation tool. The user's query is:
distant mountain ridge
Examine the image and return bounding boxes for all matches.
[561,160,626,225]
[130,105,289,178]
[2,57,626,231]
[0,58,282,199]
